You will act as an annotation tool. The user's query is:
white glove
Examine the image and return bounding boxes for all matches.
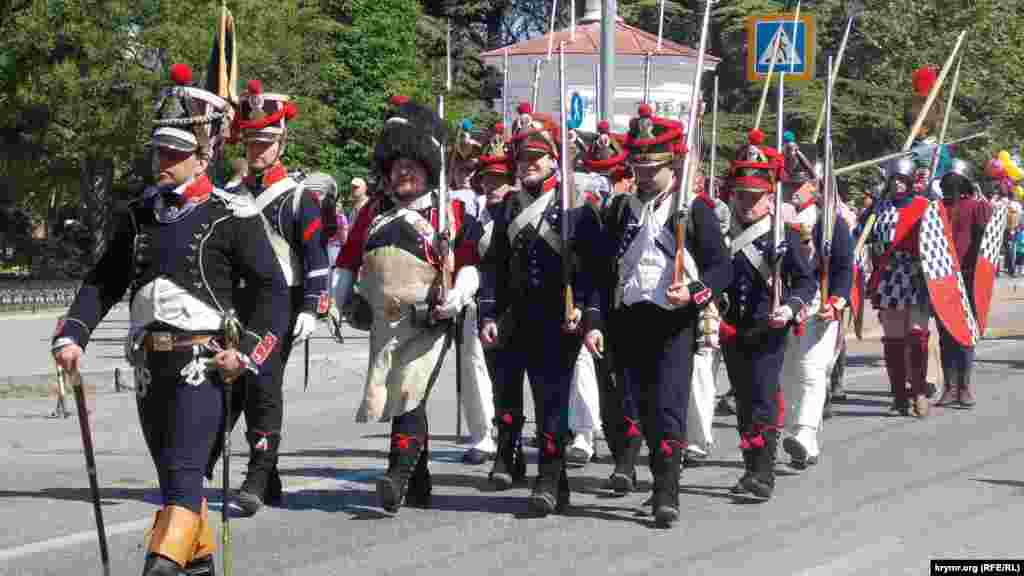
[433,267,480,320]
[332,269,354,309]
[292,312,317,342]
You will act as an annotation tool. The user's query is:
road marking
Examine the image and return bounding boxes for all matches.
[0,468,380,562]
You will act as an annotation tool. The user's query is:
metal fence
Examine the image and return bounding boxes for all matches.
[0,281,80,314]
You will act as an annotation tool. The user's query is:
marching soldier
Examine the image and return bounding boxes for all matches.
[778,154,854,469]
[52,64,289,575]
[224,79,331,516]
[936,160,994,408]
[477,102,603,516]
[595,103,732,525]
[333,96,480,513]
[720,158,816,500]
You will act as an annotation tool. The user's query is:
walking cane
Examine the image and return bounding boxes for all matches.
[66,366,111,576]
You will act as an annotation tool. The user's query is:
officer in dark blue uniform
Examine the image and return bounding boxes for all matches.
[719,159,816,501]
[51,64,289,576]
[478,102,602,516]
[592,103,733,526]
[223,80,331,516]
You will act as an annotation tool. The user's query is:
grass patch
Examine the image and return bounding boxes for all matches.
[0,383,52,399]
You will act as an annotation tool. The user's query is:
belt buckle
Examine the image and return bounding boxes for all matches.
[151,332,173,352]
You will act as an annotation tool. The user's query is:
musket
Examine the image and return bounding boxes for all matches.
[672,0,714,286]
[812,1,863,144]
[65,366,111,576]
[772,55,785,311]
[593,62,601,121]
[530,59,544,111]
[709,74,719,199]
[221,309,242,576]
[558,41,576,324]
[756,0,802,131]
[835,132,987,178]
[643,52,653,104]
[503,49,511,139]
[437,20,460,438]
[820,55,836,305]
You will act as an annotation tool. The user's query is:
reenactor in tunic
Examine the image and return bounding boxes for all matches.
[222,79,331,516]
[720,158,816,500]
[477,102,603,516]
[51,64,289,575]
[333,97,480,513]
[595,103,732,525]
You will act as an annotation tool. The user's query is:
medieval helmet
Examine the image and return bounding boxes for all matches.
[237,80,297,143]
[886,156,917,183]
[940,158,975,200]
[151,64,229,159]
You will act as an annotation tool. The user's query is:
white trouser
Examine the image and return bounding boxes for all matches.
[686,348,720,454]
[459,302,495,450]
[782,317,840,455]
[569,346,602,455]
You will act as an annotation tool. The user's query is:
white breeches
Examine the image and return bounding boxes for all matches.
[782,318,840,432]
[459,302,494,444]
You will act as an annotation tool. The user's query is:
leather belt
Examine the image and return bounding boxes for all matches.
[143,332,216,353]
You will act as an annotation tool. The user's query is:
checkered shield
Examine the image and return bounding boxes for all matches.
[919,200,977,346]
[974,202,1006,335]
[849,247,869,339]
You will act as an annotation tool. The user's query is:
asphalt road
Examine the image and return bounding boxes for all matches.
[2,322,1023,575]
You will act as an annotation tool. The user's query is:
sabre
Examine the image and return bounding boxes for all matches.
[558,41,577,324]
[221,309,242,576]
[503,49,511,139]
[672,0,714,286]
[65,366,111,576]
[772,50,785,312]
[303,339,310,391]
[643,52,653,104]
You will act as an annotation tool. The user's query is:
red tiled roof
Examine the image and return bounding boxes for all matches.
[480,21,719,62]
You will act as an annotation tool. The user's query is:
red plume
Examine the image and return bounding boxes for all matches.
[517,102,533,115]
[169,64,193,86]
[597,120,610,133]
[283,101,298,121]
[389,94,409,106]
[246,79,263,95]
[494,122,505,134]
[638,103,653,118]
[912,66,938,97]
[748,128,765,146]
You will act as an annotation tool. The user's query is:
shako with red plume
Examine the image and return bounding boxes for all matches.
[151,63,229,156]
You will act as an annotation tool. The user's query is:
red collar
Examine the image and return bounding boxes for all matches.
[181,174,213,204]
[798,197,817,212]
[244,163,288,189]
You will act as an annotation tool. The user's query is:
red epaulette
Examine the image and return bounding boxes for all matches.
[695,192,715,210]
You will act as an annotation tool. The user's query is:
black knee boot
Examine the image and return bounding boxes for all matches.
[529,433,570,516]
[731,447,755,494]
[377,432,425,513]
[608,417,642,495]
[651,438,683,527]
[489,412,526,490]
[405,434,432,507]
[234,431,281,516]
[740,429,779,500]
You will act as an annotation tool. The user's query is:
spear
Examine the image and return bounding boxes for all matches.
[709,74,719,198]
[812,0,863,144]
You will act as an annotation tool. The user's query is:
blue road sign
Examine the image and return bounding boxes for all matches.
[568,92,584,130]
[746,14,816,81]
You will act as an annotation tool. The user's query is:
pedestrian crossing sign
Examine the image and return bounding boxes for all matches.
[746,13,816,82]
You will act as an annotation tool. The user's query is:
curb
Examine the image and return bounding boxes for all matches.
[0,350,367,399]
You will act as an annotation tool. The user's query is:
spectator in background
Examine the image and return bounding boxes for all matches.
[349,177,369,222]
